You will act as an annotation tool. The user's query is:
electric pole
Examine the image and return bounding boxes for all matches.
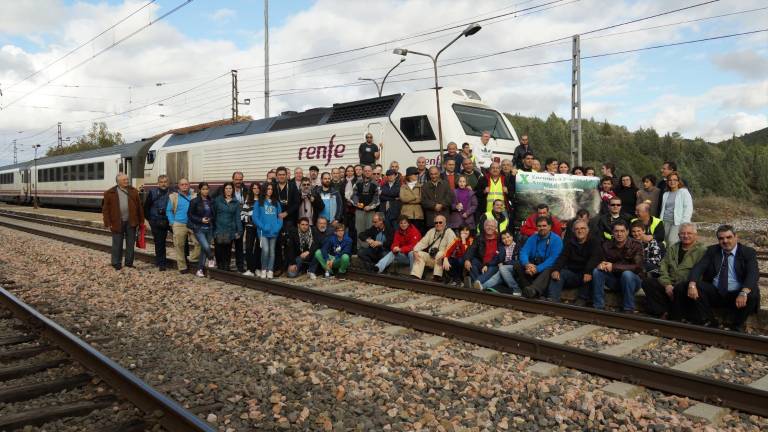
[570,34,582,167]
[57,122,63,149]
[12,139,17,164]
[264,0,270,118]
[231,69,239,123]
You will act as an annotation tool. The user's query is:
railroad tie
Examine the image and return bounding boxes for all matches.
[435,301,475,315]
[598,335,660,399]
[671,347,735,374]
[457,308,507,325]
[525,325,602,377]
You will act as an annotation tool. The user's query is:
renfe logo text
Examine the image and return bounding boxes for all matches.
[298,134,346,166]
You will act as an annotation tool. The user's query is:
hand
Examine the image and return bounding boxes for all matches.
[279,212,287,219]
[443,260,451,271]
[583,274,592,283]
[665,285,674,299]
[736,293,748,309]
[511,167,518,176]
[235,233,241,239]
[551,270,560,281]
[687,283,699,300]
[300,251,310,259]
[393,247,400,253]
[464,261,472,271]
[456,203,463,211]
[357,203,365,209]
[503,186,508,194]
[481,265,488,274]
[525,263,537,275]
[642,234,653,242]
[326,260,333,268]
[484,187,490,194]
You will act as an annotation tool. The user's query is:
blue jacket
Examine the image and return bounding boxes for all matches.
[213,195,243,240]
[166,191,194,225]
[316,187,343,224]
[254,199,283,238]
[520,232,563,273]
[321,234,353,260]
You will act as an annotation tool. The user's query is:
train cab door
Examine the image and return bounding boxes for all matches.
[22,169,30,202]
[366,122,385,163]
[122,158,133,183]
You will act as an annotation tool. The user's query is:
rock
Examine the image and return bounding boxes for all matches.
[206,413,217,423]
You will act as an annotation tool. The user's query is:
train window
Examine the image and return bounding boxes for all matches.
[400,116,436,142]
[96,162,104,180]
[63,166,70,181]
[87,163,95,180]
[55,167,62,182]
[452,104,513,140]
[78,164,86,181]
[39,169,45,183]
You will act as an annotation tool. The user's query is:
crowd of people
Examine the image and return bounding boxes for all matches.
[102,132,761,332]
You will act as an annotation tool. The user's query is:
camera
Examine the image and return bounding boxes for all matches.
[428,248,439,258]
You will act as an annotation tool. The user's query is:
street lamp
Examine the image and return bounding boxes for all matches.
[393,22,481,165]
[358,57,406,97]
[31,144,41,209]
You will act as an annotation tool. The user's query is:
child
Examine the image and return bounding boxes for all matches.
[599,176,617,215]
[442,225,474,286]
[316,223,353,277]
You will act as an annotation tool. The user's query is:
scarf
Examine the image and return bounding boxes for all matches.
[406,181,417,189]
[298,229,313,252]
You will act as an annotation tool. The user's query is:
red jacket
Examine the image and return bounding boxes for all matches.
[391,224,422,254]
[520,213,562,237]
[445,237,473,259]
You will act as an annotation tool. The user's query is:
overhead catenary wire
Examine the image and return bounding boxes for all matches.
[1,0,195,111]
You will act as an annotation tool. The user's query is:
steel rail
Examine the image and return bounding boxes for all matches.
[342,271,768,355]
[1,218,767,417]
[0,286,213,432]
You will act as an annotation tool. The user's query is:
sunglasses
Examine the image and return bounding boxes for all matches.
[435,221,445,225]
[610,204,622,207]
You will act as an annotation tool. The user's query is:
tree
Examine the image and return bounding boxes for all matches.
[46,122,124,157]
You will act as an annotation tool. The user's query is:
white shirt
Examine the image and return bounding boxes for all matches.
[476,143,494,169]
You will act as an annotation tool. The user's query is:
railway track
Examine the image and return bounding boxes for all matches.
[0,279,213,431]
[0,214,767,420]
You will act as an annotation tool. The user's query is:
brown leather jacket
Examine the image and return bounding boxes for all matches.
[102,186,144,233]
[601,238,644,277]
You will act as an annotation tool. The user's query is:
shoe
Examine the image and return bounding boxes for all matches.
[259,270,267,278]
[484,286,499,293]
[125,264,135,268]
[432,276,443,283]
[242,270,254,277]
[512,288,522,297]
[521,286,537,298]
[273,269,283,277]
[308,272,317,280]
[207,259,216,269]
[267,271,274,279]
[159,266,167,272]
[473,280,483,290]
[112,264,122,270]
[324,271,331,278]
[195,269,205,278]
[179,269,189,275]
[574,298,588,307]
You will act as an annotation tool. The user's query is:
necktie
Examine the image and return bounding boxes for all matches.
[718,252,731,296]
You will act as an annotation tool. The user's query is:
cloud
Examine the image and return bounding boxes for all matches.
[209,8,236,24]
[704,112,768,141]
[0,0,64,36]
[711,50,768,80]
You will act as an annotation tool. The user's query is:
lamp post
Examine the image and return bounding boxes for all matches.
[358,57,406,97]
[31,144,40,209]
[393,22,481,165]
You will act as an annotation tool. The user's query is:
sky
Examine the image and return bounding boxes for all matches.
[0,0,766,165]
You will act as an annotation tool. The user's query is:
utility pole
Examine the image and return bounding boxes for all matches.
[231,69,239,123]
[57,122,63,149]
[12,139,17,164]
[32,144,40,209]
[570,34,582,167]
[264,0,270,118]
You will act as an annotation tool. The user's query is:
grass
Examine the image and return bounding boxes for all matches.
[693,195,768,223]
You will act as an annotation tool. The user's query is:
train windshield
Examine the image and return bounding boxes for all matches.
[452,104,513,140]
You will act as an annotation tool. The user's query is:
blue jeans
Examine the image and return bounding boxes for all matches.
[591,269,642,311]
[194,226,213,270]
[260,236,277,271]
[375,251,410,273]
[287,255,319,277]
[547,268,585,302]
[469,259,498,284]
[481,263,519,294]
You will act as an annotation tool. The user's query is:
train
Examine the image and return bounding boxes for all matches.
[0,88,520,209]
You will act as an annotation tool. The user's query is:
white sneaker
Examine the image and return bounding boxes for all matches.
[324,271,331,278]
[207,259,216,269]
[242,270,254,277]
[267,271,274,279]
[308,272,317,280]
[473,280,483,290]
[195,269,205,278]
[259,270,266,278]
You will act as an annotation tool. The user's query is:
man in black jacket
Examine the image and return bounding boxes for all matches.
[143,175,170,270]
[594,197,633,242]
[683,224,760,331]
[547,219,602,303]
[273,166,300,275]
[512,135,532,169]
[357,213,393,271]
[286,217,321,279]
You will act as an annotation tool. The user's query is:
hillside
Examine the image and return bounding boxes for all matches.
[504,113,768,204]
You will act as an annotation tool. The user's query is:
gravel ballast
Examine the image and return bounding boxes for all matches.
[1,226,766,430]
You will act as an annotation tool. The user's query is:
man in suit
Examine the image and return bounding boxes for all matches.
[684,224,760,332]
